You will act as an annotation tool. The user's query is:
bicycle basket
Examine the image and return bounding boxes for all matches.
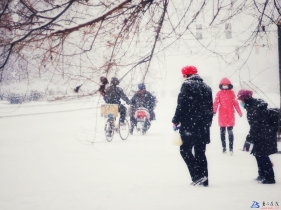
[101,104,119,117]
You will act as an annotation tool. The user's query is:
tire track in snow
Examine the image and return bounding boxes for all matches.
[0,107,95,118]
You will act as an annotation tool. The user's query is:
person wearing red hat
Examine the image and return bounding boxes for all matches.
[213,78,242,154]
[181,65,198,76]
[172,65,213,187]
[237,89,277,184]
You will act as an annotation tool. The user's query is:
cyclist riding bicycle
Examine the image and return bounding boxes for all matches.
[129,83,156,134]
[103,77,130,125]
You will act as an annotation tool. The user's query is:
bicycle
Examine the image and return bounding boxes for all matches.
[101,104,130,142]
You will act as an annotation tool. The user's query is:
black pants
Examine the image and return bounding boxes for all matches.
[119,104,127,123]
[180,141,208,182]
[130,116,137,131]
[243,140,251,151]
[255,156,275,181]
[220,127,233,150]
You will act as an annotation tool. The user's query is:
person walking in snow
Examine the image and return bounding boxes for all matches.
[103,77,130,124]
[213,78,242,154]
[172,66,213,187]
[129,83,156,134]
[237,89,277,184]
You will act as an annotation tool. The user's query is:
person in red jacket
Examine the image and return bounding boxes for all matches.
[213,78,242,154]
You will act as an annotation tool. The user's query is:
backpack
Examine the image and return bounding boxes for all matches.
[267,108,281,132]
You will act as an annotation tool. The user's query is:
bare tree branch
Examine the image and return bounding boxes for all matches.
[0,0,280,91]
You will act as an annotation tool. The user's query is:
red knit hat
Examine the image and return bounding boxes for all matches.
[237,89,253,101]
[181,66,198,75]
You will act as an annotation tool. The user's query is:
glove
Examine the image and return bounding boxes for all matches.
[173,124,179,131]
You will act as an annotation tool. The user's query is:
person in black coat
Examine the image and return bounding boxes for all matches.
[237,89,277,184]
[129,83,156,134]
[172,66,213,187]
[103,77,130,124]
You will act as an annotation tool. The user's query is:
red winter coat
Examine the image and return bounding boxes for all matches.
[213,78,242,127]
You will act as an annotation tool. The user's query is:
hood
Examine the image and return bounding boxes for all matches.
[219,78,233,90]
[220,78,231,85]
[245,98,268,110]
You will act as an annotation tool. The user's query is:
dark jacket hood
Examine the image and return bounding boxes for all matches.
[219,78,233,90]
[245,97,268,110]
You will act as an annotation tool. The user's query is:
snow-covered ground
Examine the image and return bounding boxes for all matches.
[0,93,280,210]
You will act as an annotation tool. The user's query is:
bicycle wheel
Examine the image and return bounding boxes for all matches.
[119,119,129,140]
[105,118,114,142]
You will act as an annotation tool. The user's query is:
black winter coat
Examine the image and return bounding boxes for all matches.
[172,75,213,144]
[131,90,155,110]
[244,97,278,156]
[130,90,156,117]
[104,85,130,105]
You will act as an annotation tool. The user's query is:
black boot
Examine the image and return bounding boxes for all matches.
[200,179,209,187]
